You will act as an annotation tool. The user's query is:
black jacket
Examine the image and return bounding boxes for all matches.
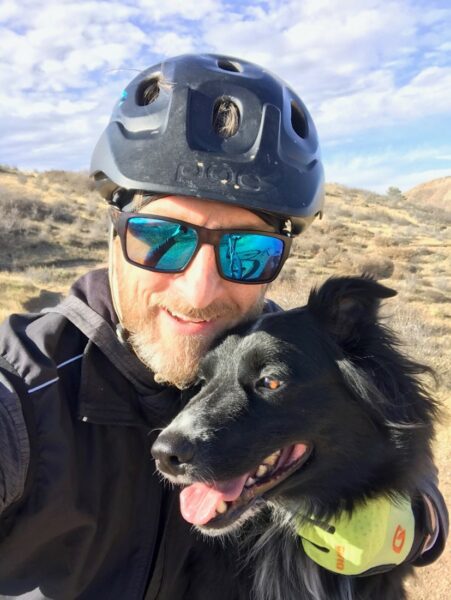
[0,269,273,599]
[0,269,447,599]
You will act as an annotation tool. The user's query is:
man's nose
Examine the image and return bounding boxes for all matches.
[151,431,196,477]
[174,244,224,309]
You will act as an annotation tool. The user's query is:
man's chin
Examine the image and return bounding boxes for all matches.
[128,329,211,389]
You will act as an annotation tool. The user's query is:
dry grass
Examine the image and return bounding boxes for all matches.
[0,170,449,598]
[0,169,109,319]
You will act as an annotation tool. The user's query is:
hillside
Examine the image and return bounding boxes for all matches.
[0,168,109,317]
[405,176,451,212]
[0,168,450,599]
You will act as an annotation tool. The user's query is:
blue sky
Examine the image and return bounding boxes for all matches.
[0,0,450,193]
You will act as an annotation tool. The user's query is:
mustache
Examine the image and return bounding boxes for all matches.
[151,296,241,321]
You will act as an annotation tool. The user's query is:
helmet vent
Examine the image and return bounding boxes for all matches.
[213,97,240,138]
[137,77,160,106]
[291,101,308,139]
[217,59,242,73]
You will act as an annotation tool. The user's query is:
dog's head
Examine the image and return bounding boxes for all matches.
[152,276,437,535]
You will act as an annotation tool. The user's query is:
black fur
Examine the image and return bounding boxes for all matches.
[152,276,438,599]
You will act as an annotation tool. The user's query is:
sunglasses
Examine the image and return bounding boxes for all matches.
[110,209,292,284]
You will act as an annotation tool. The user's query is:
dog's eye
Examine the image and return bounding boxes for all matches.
[258,376,282,390]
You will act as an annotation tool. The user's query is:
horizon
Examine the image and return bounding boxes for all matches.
[2,164,449,196]
[1,0,450,193]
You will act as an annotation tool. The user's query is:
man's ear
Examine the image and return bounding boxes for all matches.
[307,275,397,347]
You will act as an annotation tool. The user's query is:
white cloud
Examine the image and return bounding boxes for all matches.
[0,0,450,194]
[137,0,220,21]
[325,144,451,192]
[0,1,19,22]
[316,66,451,141]
[152,31,196,56]
[202,0,451,119]
[0,2,144,93]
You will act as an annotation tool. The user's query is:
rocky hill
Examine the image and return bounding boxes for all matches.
[405,175,451,211]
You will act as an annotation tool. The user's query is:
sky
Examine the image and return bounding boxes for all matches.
[0,0,450,193]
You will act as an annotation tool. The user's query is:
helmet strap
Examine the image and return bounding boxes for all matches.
[108,222,125,327]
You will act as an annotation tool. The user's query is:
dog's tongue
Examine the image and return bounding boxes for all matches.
[180,475,249,525]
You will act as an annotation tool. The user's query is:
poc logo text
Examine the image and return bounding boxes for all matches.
[176,161,266,192]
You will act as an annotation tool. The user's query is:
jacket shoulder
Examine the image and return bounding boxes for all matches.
[0,310,87,388]
[0,311,88,515]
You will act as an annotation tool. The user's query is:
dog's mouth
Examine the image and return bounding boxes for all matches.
[179,442,312,529]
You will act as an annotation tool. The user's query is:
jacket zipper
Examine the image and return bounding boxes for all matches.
[79,416,162,599]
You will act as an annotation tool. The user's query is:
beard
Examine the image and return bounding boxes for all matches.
[118,285,266,390]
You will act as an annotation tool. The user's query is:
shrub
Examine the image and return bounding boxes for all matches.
[0,164,18,173]
[278,266,297,284]
[386,186,405,203]
[24,265,57,286]
[49,203,76,224]
[43,170,95,195]
[0,189,50,221]
[356,257,395,280]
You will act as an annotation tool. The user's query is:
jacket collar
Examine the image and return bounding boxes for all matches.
[78,339,194,429]
[48,291,187,429]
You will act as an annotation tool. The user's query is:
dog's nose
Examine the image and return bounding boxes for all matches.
[151,432,195,477]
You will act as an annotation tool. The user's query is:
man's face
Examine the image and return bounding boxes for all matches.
[112,195,272,388]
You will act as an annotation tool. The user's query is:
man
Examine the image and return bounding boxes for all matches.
[0,54,447,599]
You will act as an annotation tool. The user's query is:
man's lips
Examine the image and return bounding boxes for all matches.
[160,307,221,335]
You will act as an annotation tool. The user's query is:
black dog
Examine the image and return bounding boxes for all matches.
[152,276,437,599]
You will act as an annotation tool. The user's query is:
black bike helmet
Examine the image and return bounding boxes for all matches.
[90,53,325,234]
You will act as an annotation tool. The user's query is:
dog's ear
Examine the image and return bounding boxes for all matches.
[307,275,397,346]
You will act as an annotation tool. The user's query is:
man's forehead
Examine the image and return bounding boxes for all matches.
[134,194,277,231]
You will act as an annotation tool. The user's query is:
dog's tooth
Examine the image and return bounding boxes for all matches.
[256,464,269,478]
[263,451,280,466]
[245,476,257,487]
[216,500,228,514]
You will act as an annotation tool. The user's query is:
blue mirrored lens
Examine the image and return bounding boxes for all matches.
[126,217,198,270]
[218,233,284,281]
